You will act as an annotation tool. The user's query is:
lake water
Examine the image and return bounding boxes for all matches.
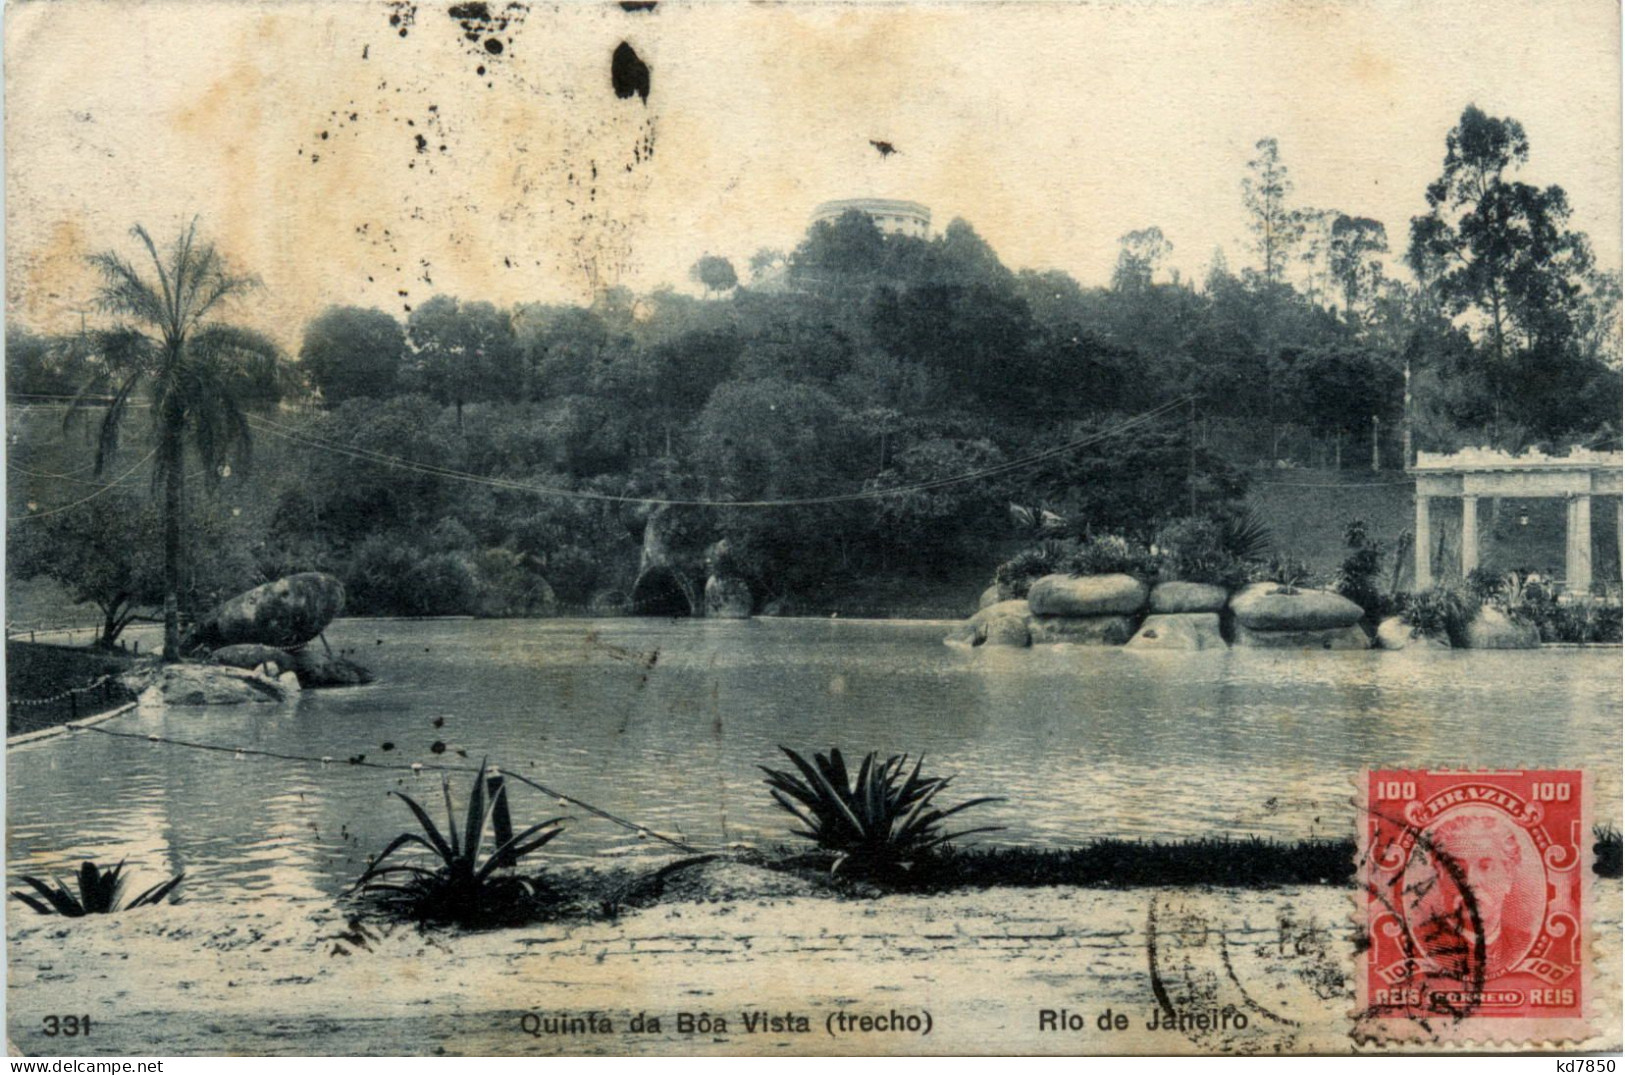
[7,618,1621,901]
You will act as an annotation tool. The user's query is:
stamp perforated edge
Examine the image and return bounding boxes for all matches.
[1350,767,1604,1050]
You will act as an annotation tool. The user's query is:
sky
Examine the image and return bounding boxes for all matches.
[5,0,1621,351]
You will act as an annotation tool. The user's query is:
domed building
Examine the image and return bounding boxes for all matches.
[810,197,932,239]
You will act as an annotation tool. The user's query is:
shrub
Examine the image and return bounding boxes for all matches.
[403,552,481,616]
[993,540,1076,598]
[11,861,183,917]
[354,761,567,924]
[1400,585,1480,646]
[1335,519,1388,621]
[1154,517,1251,590]
[1067,534,1159,581]
[1250,554,1315,591]
[760,747,1003,879]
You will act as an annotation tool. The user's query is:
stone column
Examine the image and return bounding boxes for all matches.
[1414,494,1431,590]
[1460,495,1479,577]
[1566,494,1593,596]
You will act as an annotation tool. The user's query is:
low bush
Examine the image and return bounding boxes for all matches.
[12,861,183,917]
[1335,520,1391,621]
[1154,517,1252,590]
[1399,585,1480,646]
[993,540,1075,598]
[1067,534,1159,581]
[354,761,567,925]
[760,747,1003,880]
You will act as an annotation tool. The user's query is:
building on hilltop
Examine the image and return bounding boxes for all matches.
[810,198,932,239]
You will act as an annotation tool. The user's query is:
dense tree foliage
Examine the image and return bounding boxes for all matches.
[14,104,1617,621]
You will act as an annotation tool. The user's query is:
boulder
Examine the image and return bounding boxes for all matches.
[704,574,753,619]
[1149,581,1230,614]
[1027,573,1148,617]
[946,600,1031,645]
[1029,614,1137,645]
[978,584,1006,610]
[1229,582,1363,632]
[186,573,345,650]
[1126,612,1227,650]
[1462,607,1541,650]
[976,612,1032,648]
[207,644,290,671]
[288,648,375,687]
[130,664,291,707]
[1376,616,1450,651]
[1232,624,1371,650]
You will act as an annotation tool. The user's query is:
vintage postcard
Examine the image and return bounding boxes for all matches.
[4,0,1621,1059]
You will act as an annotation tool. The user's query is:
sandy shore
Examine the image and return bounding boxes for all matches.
[8,875,1620,1056]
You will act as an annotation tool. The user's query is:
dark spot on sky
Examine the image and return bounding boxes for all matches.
[611,41,650,103]
[320,131,329,140]
[484,37,503,54]
[476,65,486,76]
[448,1,488,18]
[415,134,428,152]
[620,1,656,9]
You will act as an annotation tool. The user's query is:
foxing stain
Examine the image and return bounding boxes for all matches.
[611,41,650,103]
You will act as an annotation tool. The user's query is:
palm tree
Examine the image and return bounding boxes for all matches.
[68,220,283,661]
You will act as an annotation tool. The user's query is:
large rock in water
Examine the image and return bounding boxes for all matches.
[946,599,1031,646]
[1126,613,1226,650]
[978,584,1007,610]
[1462,607,1540,649]
[1149,581,1229,614]
[1376,616,1450,651]
[1027,573,1148,617]
[1233,624,1370,650]
[1229,582,1363,632]
[188,573,345,650]
[704,574,753,619]
[131,664,291,707]
[209,642,373,687]
[1028,614,1137,645]
[977,611,1032,648]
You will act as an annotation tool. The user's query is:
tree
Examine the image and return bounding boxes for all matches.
[10,494,163,649]
[747,248,786,283]
[1328,215,1389,316]
[1408,105,1597,442]
[72,220,282,661]
[406,296,520,427]
[1111,226,1173,291]
[689,255,738,297]
[299,306,405,403]
[1243,138,1303,284]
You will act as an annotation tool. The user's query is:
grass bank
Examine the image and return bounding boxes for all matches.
[5,641,139,736]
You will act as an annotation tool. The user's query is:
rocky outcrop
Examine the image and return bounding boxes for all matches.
[1229,583,1363,632]
[1028,614,1137,645]
[704,575,753,619]
[186,573,345,651]
[1376,616,1450,650]
[978,611,1032,647]
[1126,612,1226,650]
[1232,624,1370,650]
[947,600,1031,646]
[1149,582,1229,614]
[208,642,373,687]
[1027,574,1148,617]
[1462,607,1540,649]
[129,664,293,707]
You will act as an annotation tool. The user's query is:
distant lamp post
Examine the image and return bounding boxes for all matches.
[1518,508,1530,528]
[217,464,232,479]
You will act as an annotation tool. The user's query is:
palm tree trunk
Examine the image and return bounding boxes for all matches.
[162,428,183,662]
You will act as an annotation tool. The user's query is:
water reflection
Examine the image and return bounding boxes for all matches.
[8,618,1620,902]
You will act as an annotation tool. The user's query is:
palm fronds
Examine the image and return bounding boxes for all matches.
[760,747,1003,878]
[11,861,183,917]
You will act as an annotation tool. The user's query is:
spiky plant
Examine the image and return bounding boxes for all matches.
[354,760,566,923]
[11,861,183,917]
[760,747,1003,879]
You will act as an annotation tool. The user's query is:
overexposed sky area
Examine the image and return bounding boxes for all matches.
[6,0,1621,350]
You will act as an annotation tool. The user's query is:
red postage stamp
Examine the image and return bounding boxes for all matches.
[1357,768,1592,1045]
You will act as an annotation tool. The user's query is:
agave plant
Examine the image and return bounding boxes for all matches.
[354,760,566,922]
[760,747,1004,878]
[11,861,183,917]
